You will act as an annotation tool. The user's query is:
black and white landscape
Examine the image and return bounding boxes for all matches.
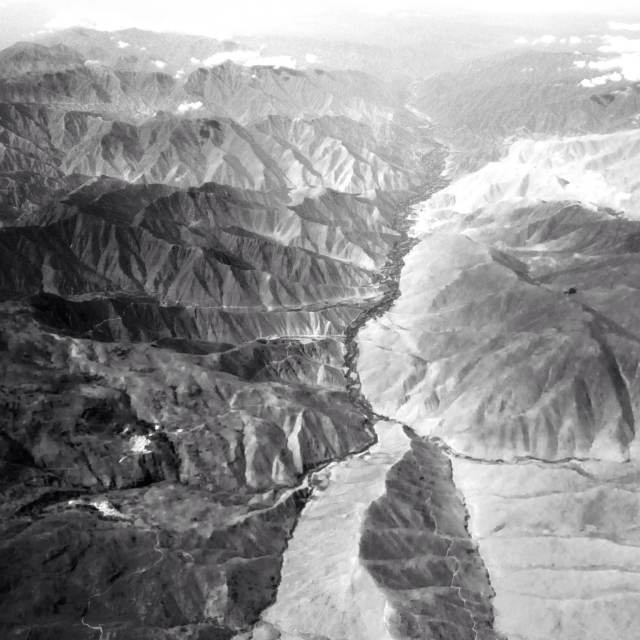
[1,2,640,639]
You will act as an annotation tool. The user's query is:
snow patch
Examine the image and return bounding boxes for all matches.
[84,59,101,66]
[177,101,203,113]
[175,68,185,79]
[91,499,124,519]
[130,434,152,454]
[117,40,130,49]
[514,37,528,45]
[305,53,319,64]
[152,59,167,69]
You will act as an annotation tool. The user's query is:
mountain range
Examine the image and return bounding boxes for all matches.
[2,19,640,640]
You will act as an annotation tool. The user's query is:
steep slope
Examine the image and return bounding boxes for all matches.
[0,177,397,342]
[0,100,425,196]
[0,27,452,639]
[358,128,640,639]
[184,62,404,124]
[0,181,389,639]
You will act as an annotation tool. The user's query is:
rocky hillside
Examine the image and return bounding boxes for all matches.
[358,123,640,639]
[0,27,447,640]
[7,19,639,640]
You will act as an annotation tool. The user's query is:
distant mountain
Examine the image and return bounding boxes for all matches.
[415,49,640,173]
[37,26,240,75]
[0,55,409,124]
[0,41,84,77]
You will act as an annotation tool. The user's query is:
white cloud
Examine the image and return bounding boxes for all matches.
[593,35,640,81]
[574,60,587,68]
[153,59,167,69]
[579,71,623,87]
[598,35,640,54]
[177,100,203,113]
[609,21,640,32]
[200,49,297,68]
[26,0,640,45]
[117,40,130,48]
[514,36,528,45]
[533,34,556,45]
[190,56,201,64]
[569,36,582,44]
[305,53,319,63]
[175,68,185,78]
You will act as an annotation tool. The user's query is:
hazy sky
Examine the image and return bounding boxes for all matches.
[1,0,640,43]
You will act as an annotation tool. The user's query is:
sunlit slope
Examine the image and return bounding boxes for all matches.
[452,456,640,640]
[0,43,430,199]
[0,105,422,193]
[359,129,640,462]
[419,128,640,219]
